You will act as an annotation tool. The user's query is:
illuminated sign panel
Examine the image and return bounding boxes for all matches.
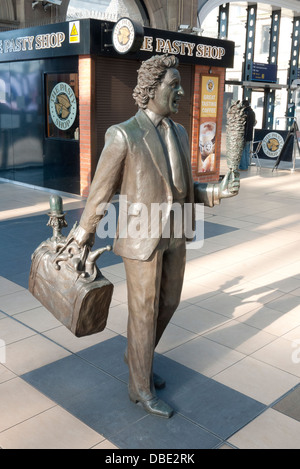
[251,62,277,83]
[0,19,234,69]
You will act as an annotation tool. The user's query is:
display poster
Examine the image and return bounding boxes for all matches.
[198,75,219,173]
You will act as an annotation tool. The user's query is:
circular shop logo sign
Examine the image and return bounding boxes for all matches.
[113,18,136,54]
[262,132,284,158]
[112,17,144,54]
[50,82,77,130]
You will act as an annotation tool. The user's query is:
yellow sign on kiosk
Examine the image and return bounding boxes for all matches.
[69,21,80,44]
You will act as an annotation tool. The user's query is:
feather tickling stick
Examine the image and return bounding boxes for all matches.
[226,101,247,172]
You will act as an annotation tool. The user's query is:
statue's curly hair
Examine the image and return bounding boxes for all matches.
[132,54,179,109]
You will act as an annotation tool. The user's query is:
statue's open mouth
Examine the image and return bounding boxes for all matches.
[172,97,181,111]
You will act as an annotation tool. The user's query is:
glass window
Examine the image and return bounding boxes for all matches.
[46,73,79,140]
[260,24,270,55]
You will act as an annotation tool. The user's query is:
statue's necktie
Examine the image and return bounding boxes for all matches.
[161,118,186,196]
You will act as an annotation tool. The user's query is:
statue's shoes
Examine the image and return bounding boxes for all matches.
[152,372,166,390]
[129,392,173,418]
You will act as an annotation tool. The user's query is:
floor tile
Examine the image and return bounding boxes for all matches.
[0,364,16,384]
[154,358,265,440]
[0,289,41,316]
[155,323,198,354]
[5,334,71,375]
[197,292,262,319]
[218,251,290,280]
[204,220,238,240]
[14,306,61,332]
[214,356,300,405]
[237,305,300,336]
[106,302,129,335]
[8,271,31,289]
[153,354,210,400]
[203,320,276,355]
[0,277,24,296]
[44,325,117,353]
[213,229,262,248]
[165,335,245,377]
[111,413,221,449]
[192,271,236,291]
[290,287,300,297]
[0,316,36,344]
[0,377,54,432]
[102,262,126,280]
[170,303,230,335]
[186,246,207,261]
[184,263,211,281]
[224,280,285,306]
[165,377,265,440]
[282,325,300,343]
[218,443,235,449]
[195,247,255,272]
[77,335,128,377]
[251,337,300,378]
[22,354,118,402]
[111,281,128,303]
[0,406,104,449]
[273,385,300,421]
[253,273,300,294]
[60,378,148,439]
[262,293,300,314]
[179,281,219,303]
[208,215,253,230]
[228,408,300,449]
[197,239,226,254]
[92,439,119,449]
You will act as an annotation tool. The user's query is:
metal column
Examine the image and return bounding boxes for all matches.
[287,17,300,128]
[242,3,257,102]
[264,9,281,129]
[218,3,230,39]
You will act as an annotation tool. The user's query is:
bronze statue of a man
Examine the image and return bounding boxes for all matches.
[73,55,239,418]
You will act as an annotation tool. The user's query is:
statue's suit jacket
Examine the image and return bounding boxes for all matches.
[79,109,211,261]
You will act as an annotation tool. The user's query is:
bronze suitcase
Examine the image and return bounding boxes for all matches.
[28,197,114,338]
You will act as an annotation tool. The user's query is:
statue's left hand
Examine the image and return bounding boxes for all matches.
[218,170,240,200]
[72,225,95,248]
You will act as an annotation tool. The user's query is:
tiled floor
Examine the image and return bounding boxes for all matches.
[1,158,300,449]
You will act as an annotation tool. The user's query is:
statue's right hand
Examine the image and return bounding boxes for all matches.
[72,225,95,248]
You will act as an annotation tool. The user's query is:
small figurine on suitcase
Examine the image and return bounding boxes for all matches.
[29,194,114,337]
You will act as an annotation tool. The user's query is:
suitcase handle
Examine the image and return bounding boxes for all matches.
[52,233,78,271]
